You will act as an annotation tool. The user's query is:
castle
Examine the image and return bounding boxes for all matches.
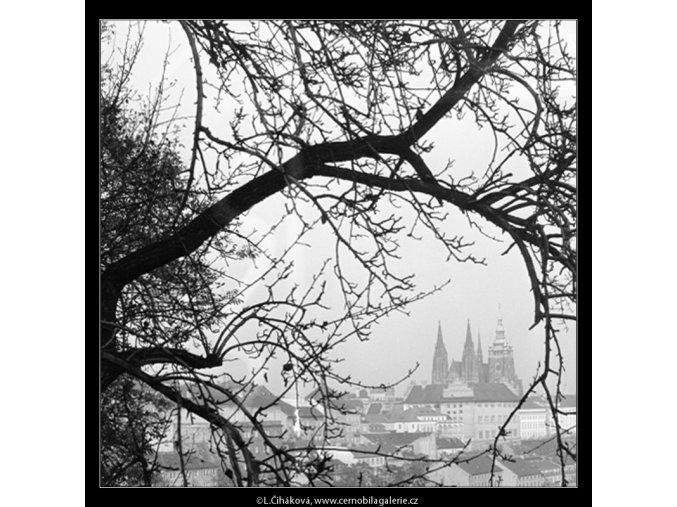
[431,315,523,396]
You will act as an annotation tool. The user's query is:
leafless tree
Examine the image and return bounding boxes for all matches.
[100,19,576,486]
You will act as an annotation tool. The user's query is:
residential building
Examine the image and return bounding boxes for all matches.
[329,446,386,468]
[436,436,466,459]
[518,399,549,439]
[530,456,577,486]
[305,388,365,441]
[359,432,436,458]
[364,406,448,434]
[430,454,503,487]
[555,394,577,434]
[297,406,324,433]
[403,382,520,446]
[496,458,545,486]
[335,398,364,439]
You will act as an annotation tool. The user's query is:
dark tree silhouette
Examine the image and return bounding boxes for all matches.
[100,20,576,486]
[100,374,172,486]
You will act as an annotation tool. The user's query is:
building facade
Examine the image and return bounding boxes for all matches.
[403,383,520,447]
[430,454,503,486]
[554,395,577,435]
[496,458,545,487]
[517,399,549,440]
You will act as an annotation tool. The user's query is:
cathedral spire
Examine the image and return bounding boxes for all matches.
[476,331,484,364]
[462,319,478,382]
[435,321,445,353]
[464,319,473,347]
[431,321,449,385]
[463,320,474,359]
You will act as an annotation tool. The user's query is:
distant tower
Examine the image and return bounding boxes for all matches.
[431,322,449,385]
[462,320,479,383]
[488,309,522,395]
[476,331,486,382]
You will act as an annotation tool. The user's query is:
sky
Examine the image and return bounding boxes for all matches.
[103,20,577,399]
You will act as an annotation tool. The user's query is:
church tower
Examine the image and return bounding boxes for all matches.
[462,320,479,383]
[488,310,522,395]
[476,331,487,383]
[431,322,449,385]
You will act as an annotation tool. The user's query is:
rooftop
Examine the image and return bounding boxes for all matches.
[305,389,364,413]
[298,406,323,419]
[514,438,577,458]
[528,456,577,473]
[366,406,446,424]
[498,458,543,477]
[455,454,502,476]
[187,384,297,416]
[361,432,431,448]
[436,436,466,450]
[404,383,519,404]
[518,398,548,410]
[559,394,576,408]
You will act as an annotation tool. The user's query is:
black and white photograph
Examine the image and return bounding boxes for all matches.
[16,5,677,504]
[99,19,577,488]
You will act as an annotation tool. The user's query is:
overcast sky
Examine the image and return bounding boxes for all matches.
[104,20,576,398]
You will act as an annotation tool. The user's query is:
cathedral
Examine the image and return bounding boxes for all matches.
[431,315,523,396]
